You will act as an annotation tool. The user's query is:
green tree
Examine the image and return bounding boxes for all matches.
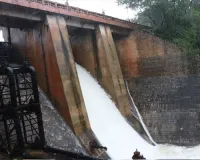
[173,7,200,54]
[118,0,200,55]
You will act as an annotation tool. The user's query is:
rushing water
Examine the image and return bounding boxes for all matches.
[76,64,200,159]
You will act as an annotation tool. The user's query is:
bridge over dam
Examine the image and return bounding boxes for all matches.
[0,0,200,158]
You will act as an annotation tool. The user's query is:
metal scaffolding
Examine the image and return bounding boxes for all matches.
[0,60,45,157]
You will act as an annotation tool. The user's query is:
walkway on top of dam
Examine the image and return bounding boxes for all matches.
[0,0,140,29]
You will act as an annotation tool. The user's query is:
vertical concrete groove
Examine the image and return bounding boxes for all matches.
[39,25,50,96]
[92,32,101,80]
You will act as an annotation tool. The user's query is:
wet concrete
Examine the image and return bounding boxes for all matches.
[39,88,86,154]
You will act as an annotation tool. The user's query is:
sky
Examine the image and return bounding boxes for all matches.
[0,31,3,42]
[51,0,137,20]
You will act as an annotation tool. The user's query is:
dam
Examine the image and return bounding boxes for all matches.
[0,0,200,159]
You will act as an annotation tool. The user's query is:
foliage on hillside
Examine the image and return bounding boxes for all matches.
[118,0,200,55]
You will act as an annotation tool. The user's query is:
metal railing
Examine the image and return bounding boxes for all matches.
[32,0,132,24]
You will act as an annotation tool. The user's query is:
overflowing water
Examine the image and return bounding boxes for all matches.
[76,64,200,159]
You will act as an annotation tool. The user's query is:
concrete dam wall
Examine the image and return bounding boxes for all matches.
[114,30,200,146]
[2,13,151,157]
[1,3,200,156]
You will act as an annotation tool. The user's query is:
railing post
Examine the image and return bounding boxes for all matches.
[21,61,46,146]
[4,64,25,151]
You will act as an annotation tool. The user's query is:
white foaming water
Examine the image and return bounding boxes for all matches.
[125,81,156,145]
[76,64,200,159]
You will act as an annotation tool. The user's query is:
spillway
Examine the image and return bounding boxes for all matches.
[76,64,200,159]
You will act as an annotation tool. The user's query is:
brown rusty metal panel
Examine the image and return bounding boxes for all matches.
[33,28,49,93]
[96,24,131,117]
[0,0,136,29]
[10,27,49,93]
[26,28,49,93]
[10,28,27,55]
[114,31,140,79]
[26,30,36,65]
[71,30,97,78]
